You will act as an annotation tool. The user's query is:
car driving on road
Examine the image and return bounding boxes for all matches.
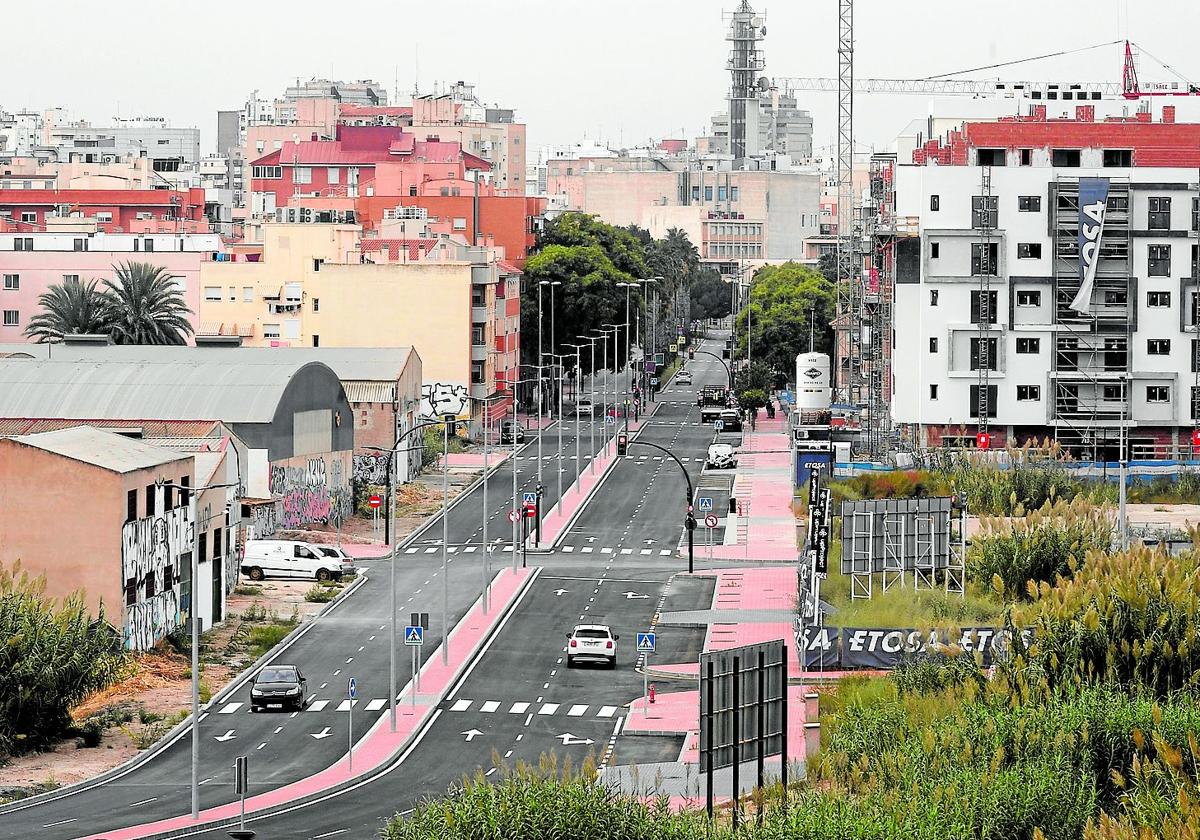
[675,368,693,385]
[718,409,743,432]
[566,624,619,669]
[499,419,526,444]
[250,664,307,711]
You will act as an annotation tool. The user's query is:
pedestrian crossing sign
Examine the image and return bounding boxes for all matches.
[636,632,656,653]
[405,625,423,646]
[697,497,714,512]
[523,492,537,504]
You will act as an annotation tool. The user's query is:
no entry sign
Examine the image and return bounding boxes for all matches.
[368,495,382,509]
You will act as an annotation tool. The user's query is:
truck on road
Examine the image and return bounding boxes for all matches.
[698,387,729,423]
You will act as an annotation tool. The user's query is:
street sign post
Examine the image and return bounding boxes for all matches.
[697,497,714,512]
[233,755,249,833]
[715,420,724,432]
[704,514,719,529]
[507,509,518,524]
[637,632,656,713]
[368,495,382,509]
[405,624,423,707]
[522,492,537,505]
[347,678,357,771]
[637,631,656,653]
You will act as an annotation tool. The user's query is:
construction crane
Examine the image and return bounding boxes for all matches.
[779,40,1200,100]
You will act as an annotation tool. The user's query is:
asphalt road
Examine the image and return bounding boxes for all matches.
[0,417,600,840]
[165,338,733,839]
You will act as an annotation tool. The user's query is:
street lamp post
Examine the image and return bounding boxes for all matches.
[638,277,659,401]
[600,324,621,437]
[594,328,613,448]
[579,335,599,474]
[618,283,636,429]
[565,344,586,494]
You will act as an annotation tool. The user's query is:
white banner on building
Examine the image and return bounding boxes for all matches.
[1069,177,1110,315]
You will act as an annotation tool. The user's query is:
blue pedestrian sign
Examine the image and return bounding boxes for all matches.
[636,632,656,653]
[522,491,537,505]
[697,497,714,512]
[714,420,725,432]
[348,677,357,699]
[404,625,423,646]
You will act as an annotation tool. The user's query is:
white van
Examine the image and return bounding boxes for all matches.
[241,540,346,583]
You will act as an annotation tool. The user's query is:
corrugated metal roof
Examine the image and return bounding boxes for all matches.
[0,418,221,438]
[9,426,188,473]
[343,381,396,403]
[0,358,333,423]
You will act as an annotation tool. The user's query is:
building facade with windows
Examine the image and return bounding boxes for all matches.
[893,105,1200,458]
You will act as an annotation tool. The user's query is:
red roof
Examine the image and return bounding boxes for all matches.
[0,188,201,206]
[250,136,491,171]
[360,238,440,261]
[339,105,413,118]
[250,143,382,167]
[497,259,522,275]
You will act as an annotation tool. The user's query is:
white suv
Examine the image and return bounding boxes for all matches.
[566,624,619,669]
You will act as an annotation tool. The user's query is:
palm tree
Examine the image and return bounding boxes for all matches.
[23,277,110,343]
[101,261,194,345]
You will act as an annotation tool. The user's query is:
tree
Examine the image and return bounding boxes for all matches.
[735,262,835,380]
[102,262,194,346]
[23,277,110,343]
[689,268,732,321]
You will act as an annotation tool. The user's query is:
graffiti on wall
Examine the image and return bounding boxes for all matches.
[249,501,282,539]
[120,505,191,650]
[269,453,352,531]
[422,382,469,419]
[352,452,390,486]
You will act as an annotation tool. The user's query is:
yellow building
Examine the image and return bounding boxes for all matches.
[197,223,520,421]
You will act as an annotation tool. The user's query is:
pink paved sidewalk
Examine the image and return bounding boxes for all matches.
[78,567,537,840]
[445,449,513,470]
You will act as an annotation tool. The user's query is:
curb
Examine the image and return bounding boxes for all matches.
[119,567,542,840]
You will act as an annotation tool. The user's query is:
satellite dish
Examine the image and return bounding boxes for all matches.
[757,76,770,91]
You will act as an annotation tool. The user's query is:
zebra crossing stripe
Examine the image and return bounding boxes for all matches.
[218,702,242,714]
[335,699,358,712]
[581,547,593,553]
[509,702,530,714]
[307,699,330,712]
[450,699,473,712]
[640,549,652,555]
[406,548,419,554]
[620,548,632,555]
[480,701,500,713]
[365,699,387,711]
[597,706,617,718]
[567,704,588,717]
[537,703,559,715]
[562,545,575,552]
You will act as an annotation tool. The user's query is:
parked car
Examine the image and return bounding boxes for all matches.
[241,540,345,583]
[675,368,693,385]
[717,409,743,432]
[576,398,596,416]
[500,419,526,444]
[566,624,619,669]
[250,664,307,712]
[706,443,737,469]
[315,545,358,576]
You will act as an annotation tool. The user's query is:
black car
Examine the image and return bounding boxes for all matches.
[500,420,526,444]
[717,409,743,432]
[250,665,307,711]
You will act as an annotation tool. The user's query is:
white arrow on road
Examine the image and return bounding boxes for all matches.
[622,591,650,600]
[463,729,483,742]
[585,535,598,543]
[556,733,595,746]
[553,589,569,596]
[214,730,236,742]
[310,727,333,740]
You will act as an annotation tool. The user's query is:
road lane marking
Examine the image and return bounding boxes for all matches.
[274,726,283,734]
[313,831,349,838]
[128,797,158,807]
[538,703,559,715]
[450,699,473,712]
[567,705,588,716]
[335,699,358,711]
[308,700,330,712]
[480,701,500,713]
[504,750,513,758]
[365,699,387,711]
[509,702,529,714]
[218,702,242,714]
[43,819,76,827]
[597,706,617,717]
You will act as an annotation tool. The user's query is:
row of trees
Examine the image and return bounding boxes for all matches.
[24,261,194,345]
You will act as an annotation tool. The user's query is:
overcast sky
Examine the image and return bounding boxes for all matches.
[4,0,1196,157]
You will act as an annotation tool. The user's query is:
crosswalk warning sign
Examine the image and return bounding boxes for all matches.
[404,625,424,646]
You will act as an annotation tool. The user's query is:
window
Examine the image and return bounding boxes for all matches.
[1193,197,1199,232]
[163,483,172,510]
[1194,386,1200,421]
[930,194,940,211]
[971,195,999,228]
[240,286,253,302]
[127,489,137,523]
[20,212,36,224]
[929,337,938,353]
[1017,243,1042,259]
[930,242,940,259]
[705,186,714,201]
[124,578,137,607]
[312,335,320,347]
[73,238,88,251]
[312,298,320,312]
[293,167,312,185]
[1017,385,1041,401]
[198,533,207,565]
[971,290,998,323]
[1018,195,1042,212]
[453,217,467,231]
[1107,195,1129,213]
[718,186,728,201]
[1148,197,1172,230]
[2,310,17,326]
[971,243,999,276]
[203,286,222,301]
[252,165,282,179]
[1105,289,1128,306]
[1147,291,1172,308]
[145,484,155,517]
[731,186,739,201]
[2,274,17,291]
[164,564,174,587]
[144,569,156,598]
[180,475,190,505]
[1016,337,1041,354]
[1016,290,1041,307]
[213,528,222,562]
[313,258,323,272]
[929,289,939,306]
[976,148,1005,166]
[929,384,938,400]
[263,323,281,339]
[1147,338,1171,355]
[1104,384,1125,401]
[471,325,485,345]
[228,286,235,301]
[1051,148,1081,167]
[143,238,154,252]
[1019,148,1032,166]
[1147,385,1170,403]
[969,384,998,418]
[471,362,485,384]
[1103,149,1133,167]
[970,337,999,371]
[13,237,32,251]
[1149,244,1171,277]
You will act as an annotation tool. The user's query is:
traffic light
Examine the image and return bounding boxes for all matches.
[617,433,628,456]
[443,414,457,436]
[975,431,991,450]
[688,348,695,360]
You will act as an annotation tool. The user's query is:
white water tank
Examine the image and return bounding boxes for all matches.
[795,352,831,411]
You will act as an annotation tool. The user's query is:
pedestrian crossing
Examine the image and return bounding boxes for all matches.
[559,545,675,556]
[444,698,623,719]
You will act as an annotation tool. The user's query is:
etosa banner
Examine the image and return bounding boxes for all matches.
[1070,177,1110,315]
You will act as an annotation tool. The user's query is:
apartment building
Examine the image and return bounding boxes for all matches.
[892,104,1200,459]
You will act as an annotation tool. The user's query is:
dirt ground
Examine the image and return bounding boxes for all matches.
[0,468,485,799]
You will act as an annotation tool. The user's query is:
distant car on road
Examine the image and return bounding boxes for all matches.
[241,540,346,583]
[576,398,597,416]
[675,368,693,385]
[250,664,307,712]
[718,409,743,432]
[706,443,737,469]
[500,419,526,444]
[566,624,619,669]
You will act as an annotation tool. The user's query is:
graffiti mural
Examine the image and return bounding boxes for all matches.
[249,501,282,539]
[422,382,469,419]
[268,452,352,531]
[352,453,390,487]
[120,504,192,650]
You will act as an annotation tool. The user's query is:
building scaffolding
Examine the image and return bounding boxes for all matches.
[973,166,995,438]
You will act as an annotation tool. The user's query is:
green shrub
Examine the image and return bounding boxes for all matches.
[829,469,953,504]
[245,622,296,658]
[304,584,340,603]
[233,584,263,596]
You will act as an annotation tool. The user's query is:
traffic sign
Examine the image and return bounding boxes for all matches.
[604,415,615,424]
[404,625,423,646]
[644,360,656,372]
[507,510,518,523]
[704,514,719,529]
[636,632,656,653]
[348,677,357,699]
[669,343,677,353]
[715,420,725,431]
[697,497,714,512]
[523,492,537,505]
[523,504,537,518]
[368,495,382,509]
[650,377,659,386]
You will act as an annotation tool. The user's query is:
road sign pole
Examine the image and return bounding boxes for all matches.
[411,646,417,708]
[757,650,765,826]
[687,508,694,574]
[347,679,355,773]
[732,654,740,831]
[705,659,715,820]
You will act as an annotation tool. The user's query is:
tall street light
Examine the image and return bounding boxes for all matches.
[564,343,586,492]
[157,477,238,821]
[617,282,637,428]
[594,326,617,449]
[578,334,600,474]
[599,324,621,438]
[545,353,569,502]
[638,277,659,401]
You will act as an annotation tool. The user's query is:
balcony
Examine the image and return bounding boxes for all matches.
[472,305,488,323]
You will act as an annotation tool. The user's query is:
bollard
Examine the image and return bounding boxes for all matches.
[649,683,656,704]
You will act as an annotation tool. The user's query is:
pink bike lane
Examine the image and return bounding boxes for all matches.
[77,566,538,840]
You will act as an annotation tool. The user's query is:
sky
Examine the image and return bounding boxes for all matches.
[4,0,1199,157]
